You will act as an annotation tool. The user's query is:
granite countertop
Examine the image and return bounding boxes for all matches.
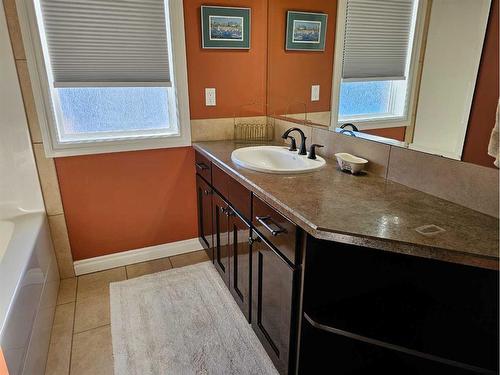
[193,141,499,270]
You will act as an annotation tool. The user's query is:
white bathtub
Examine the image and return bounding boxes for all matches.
[0,211,60,375]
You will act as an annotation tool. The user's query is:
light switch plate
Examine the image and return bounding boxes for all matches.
[311,85,320,101]
[205,88,216,106]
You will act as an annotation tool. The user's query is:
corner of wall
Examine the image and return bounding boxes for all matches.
[4,0,75,278]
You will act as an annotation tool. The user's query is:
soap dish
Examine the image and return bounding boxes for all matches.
[334,153,368,175]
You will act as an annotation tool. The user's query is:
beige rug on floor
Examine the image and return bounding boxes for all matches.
[110,261,278,375]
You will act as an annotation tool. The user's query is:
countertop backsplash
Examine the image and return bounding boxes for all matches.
[271,118,499,219]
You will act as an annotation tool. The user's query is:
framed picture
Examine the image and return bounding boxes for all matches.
[286,11,328,51]
[201,6,251,49]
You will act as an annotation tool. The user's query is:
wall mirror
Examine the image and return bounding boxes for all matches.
[266,0,498,164]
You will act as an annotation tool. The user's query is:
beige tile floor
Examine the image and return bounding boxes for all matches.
[44,250,209,375]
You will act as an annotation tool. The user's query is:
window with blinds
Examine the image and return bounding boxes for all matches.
[24,0,188,155]
[40,0,171,88]
[342,0,415,82]
[337,0,420,123]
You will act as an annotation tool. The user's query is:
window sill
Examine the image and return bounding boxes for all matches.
[42,133,192,158]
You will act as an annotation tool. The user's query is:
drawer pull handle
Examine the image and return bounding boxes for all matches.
[195,162,209,171]
[248,235,261,245]
[256,216,286,236]
[220,206,234,217]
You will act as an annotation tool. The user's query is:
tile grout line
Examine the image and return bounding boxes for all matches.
[67,277,79,374]
[56,300,76,308]
[385,146,393,181]
[42,301,58,375]
[73,323,111,336]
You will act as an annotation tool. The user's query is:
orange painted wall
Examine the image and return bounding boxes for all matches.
[184,0,268,119]
[0,349,8,375]
[55,148,197,261]
[364,127,406,142]
[267,0,336,116]
[462,0,499,168]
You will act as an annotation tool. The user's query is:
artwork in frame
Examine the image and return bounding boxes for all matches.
[286,11,328,51]
[201,6,251,49]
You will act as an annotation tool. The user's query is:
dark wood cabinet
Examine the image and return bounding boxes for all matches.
[196,175,214,261]
[196,155,301,374]
[228,211,252,321]
[251,232,298,374]
[300,235,499,374]
[195,148,498,375]
[212,191,230,286]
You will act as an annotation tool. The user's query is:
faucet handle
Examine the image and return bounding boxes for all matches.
[308,144,324,160]
[286,136,297,151]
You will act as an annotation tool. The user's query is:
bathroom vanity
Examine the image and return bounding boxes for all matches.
[193,142,499,375]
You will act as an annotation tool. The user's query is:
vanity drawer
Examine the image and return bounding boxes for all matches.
[195,150,212,183]
[213,164,251,221]
[228,177,251,221]
[252,195,298,265]
[212,164,229,198]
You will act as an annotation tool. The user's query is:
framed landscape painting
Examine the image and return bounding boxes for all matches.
[286,11,328,51]
[201,6,251,49]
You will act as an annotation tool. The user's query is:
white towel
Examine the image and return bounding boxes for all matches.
[488,99,500,168]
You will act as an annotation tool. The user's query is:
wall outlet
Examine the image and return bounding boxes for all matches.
[311,85,320,101]
[205,88,216,106]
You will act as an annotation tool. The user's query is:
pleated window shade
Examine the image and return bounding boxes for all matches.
[40,0,171,88]
[342,0,415,81]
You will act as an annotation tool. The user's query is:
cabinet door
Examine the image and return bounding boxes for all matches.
[251,233,297,375]
[196,175,213,261]
[212,192,230,286]
[228,210,251,321]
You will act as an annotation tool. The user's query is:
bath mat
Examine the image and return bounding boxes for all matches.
[110,261,278,375]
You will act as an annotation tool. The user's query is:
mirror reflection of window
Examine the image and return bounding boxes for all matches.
[331,0,493,159]
[335,0,420,130]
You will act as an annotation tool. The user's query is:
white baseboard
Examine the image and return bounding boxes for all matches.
[73,237,205,276]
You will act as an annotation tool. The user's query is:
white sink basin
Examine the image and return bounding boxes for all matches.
[231,146,326,174]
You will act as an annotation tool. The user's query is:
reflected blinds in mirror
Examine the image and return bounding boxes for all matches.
[342,0,415,81]
[38,0,171,87]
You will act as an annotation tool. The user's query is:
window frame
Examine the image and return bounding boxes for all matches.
[329,0,428,133]
[16,0,191,157]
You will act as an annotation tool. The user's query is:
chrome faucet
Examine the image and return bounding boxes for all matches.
[282,128,307,155]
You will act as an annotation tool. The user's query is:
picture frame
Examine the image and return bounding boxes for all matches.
[201,6,251,49]
[285,11,328,51]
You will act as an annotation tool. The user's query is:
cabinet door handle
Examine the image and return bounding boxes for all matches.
[195,162,209,171]
[220,206,233,217]
[255,216,286,236]
[203,189,212,195]
[248,235,261,245]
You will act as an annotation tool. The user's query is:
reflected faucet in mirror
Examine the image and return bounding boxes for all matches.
[340,123,359,132]
[339,123,358,137]
[339,129,356,137]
